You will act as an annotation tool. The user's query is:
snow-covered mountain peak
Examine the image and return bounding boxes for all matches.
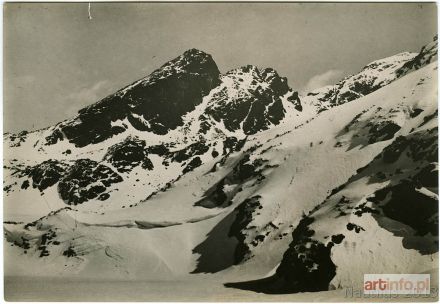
[3,51,304,169]
[198,64,301,135]
[363,51,416,70]
[303,36,437,114]
[303,51,418,112]
[116,49,219,97]
[37,49,221,147]
[216,65,291,100]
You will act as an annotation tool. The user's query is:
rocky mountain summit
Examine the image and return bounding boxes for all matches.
[46,49,221,147]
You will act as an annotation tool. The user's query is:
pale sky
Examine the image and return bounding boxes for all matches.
[4,3,437,132]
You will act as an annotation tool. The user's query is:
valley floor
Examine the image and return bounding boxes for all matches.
[5,272,439,302]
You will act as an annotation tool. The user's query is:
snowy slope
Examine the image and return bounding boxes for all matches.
[226,61,438,294]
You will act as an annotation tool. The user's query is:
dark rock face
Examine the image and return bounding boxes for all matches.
[223,137,246,155]
[47,49,221,147]
[332,126,438,255]
[5,131,28,147]
[58,159,123,205]
[368,181,438,237]
[366,120,401,144]
[287,91,302,111]
[397,35,438,77]
[25,160,68,191]
[169,141,210,163]
[63,246,77,257]
[273,216,336,293]
[232,155,267,182]
[104,136,153,173]
[225,215,336,294]
[365,175,438,255]
[196,153,268,209]
[346,222,365,233]
[205,66,300,135]
[21,180,30,189]
[382,128,438,164]
[418,110,438,129]
[182,157,202,174]
[45,129,64,145]
[415,163,438,188]
[146,144,170,157]
[194,178,230,208]
[337,107,403,150]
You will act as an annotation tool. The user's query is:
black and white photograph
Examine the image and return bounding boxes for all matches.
[3,2,439,301]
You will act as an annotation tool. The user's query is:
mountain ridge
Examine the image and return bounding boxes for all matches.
[4,36,438,298]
